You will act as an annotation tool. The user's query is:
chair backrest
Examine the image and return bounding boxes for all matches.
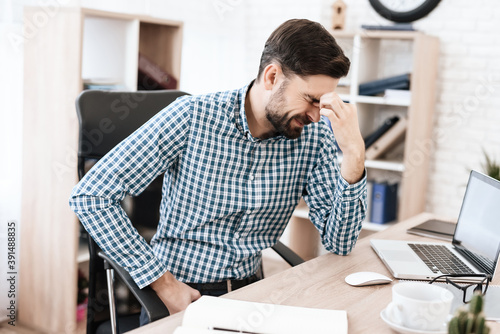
[76,89,189,176]
[75,89,189,334]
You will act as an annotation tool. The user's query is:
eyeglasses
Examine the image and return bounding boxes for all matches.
[429,274,491,304]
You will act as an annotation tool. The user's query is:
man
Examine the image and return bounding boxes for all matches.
[70,18,367,321]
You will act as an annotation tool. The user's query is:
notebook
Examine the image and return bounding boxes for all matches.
[173,296,347,334]
[371,170,500,281]
[406,219,456,242]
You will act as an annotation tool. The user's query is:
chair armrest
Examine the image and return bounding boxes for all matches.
[271,241,305,267]
[98,252,169,322]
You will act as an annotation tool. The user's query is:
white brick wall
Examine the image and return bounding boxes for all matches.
[241,0,500,220]
[1,0,499,238]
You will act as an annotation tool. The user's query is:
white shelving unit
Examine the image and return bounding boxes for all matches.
[20,7,183,333]
[287,30,439,259]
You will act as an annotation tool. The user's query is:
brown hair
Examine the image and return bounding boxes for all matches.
[257,19,350,81]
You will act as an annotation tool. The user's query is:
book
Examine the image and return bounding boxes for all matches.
[138,53,178,90]
[364,116,400,149]
[82,78,125,91]
[359,74,410,96]
[370,182,398,224]
[406,219,456,242]
[361,24,415,31]
[173,296,348,334]
[384,89,412,102]
[365,117,407,160]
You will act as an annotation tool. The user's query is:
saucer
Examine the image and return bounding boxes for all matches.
[380,308,447,334]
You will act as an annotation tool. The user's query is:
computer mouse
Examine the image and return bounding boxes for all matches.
[345,271,393,287]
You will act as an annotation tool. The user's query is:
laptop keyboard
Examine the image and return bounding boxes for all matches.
[408,244,475,275]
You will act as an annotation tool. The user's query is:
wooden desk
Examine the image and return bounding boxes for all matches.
[129,213,500,333]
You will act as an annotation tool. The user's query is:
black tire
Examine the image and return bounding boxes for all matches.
[369,0,442,23]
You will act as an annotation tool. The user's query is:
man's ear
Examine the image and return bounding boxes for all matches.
[262,63,281,91]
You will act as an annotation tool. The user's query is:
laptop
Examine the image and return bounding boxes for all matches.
[370,170,500,281]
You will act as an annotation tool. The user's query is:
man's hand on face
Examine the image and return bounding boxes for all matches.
[150,271,201,314]
[319,92,365,184]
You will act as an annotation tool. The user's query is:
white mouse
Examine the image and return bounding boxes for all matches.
[345,271,393,287]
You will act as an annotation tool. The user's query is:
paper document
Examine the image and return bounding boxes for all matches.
[173,296,347,334]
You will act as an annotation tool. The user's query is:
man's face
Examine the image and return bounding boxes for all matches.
[265,74,339,139]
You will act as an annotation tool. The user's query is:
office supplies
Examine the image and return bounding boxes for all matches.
[359,73,410,96]
[365,118,407,160]
[371,170,500,281]
[361,24,415,31]
[371,181,399,224]
[345,271,392,286]
[406,219,455,241]
[384,89,412,102]
[172,296,347,334]
[364,116,400,149]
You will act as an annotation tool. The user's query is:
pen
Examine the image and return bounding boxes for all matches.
[210,327,265,334]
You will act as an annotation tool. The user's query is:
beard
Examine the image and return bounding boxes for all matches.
[265,82,311,140]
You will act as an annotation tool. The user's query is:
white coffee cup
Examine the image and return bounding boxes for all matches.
[385,282,454,331]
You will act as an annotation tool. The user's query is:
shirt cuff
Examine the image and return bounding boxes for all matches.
[336,169,367,202]
[129,256,168,289]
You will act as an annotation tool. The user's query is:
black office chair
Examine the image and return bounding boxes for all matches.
[75,89,305,334]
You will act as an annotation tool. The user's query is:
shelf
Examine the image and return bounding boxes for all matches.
[331,30,419,41]
[292,208,394,232]
[81,15,140,91]
[338,154,405,172]
[360,30,419,40]
[354,95,411,106]
[365,159,405,172]
[362,221,395,232]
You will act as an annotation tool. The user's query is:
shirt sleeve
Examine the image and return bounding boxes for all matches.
[69,96,192,288]
[303,128,367,255]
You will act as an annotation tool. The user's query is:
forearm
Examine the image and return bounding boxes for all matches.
[70,194,167,288]
[320,183,367,255]
[340,148,365,184]
[305,159,367,255]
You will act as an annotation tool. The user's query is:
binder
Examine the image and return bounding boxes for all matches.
[364,116,400,149]
[371,182,398,224]
[359,73,410,96]
[365,117,407,160]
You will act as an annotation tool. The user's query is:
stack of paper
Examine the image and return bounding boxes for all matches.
[174,296,347,334]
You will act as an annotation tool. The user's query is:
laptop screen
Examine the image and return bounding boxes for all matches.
[453,171,500,270]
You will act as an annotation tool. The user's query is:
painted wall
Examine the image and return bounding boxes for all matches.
[1,1,499,287]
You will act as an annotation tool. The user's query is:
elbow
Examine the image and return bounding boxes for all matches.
[68,183,87,214]
[323,235,360,256]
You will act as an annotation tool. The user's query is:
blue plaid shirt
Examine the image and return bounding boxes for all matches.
[70,84,367,289]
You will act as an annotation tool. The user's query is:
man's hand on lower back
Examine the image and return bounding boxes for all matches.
[150,271,201,314]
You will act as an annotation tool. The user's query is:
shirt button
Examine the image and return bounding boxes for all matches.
[246,210,252,215]
[234,232,240,239]
[249,175,255,181]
